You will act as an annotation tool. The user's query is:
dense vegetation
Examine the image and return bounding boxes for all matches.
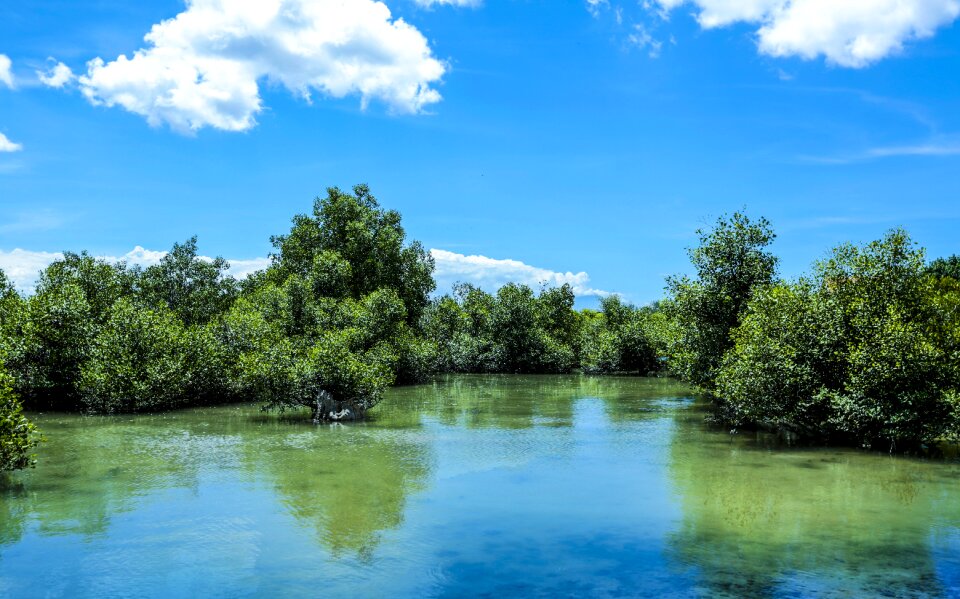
[667,216,960,450]
[2,186,959,470]
[421,284,667,376]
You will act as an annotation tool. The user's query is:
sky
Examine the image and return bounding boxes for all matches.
[1,0,960,305]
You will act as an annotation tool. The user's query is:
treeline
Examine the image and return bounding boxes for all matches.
[0,185,668,471]
[422,284,668,376]
[3,186,960,471]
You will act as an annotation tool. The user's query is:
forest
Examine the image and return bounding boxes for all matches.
[2,185,959,471]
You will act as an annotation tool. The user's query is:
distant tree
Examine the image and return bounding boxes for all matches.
[491,284,546,373]
[666,212,778,389]
[580,296,664,375]
[536,284,580,370]
[928,255,960,281]
[137,236,239,326]
[422,283,586,375]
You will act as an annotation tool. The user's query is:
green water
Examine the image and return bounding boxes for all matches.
[2,375,959,598]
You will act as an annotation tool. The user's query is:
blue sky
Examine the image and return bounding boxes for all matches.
[1,0,959,304]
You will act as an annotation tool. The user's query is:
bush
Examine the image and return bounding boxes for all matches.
[0,354,40,471]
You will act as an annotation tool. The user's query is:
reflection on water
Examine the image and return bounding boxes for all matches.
[669,404,960,598]
[250,429,430,557]
[1,375,959,598]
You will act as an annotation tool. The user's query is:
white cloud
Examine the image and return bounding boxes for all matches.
[0,133,22,153]
[0,246,271,293]
[628,24,663,57]
[120,246,168,267]
[77,0,446,133]
[586,0,610,17]
[118,246,271,280]
[225,257,273,278]
[654,0,960,67]
[798,137,960,163]
[415,0,481,6]
[0,54,13,88]
[431,249,611,297]
[868,143,960,158]
[0,249,61,292]
[37,60,76,88]
[1,245,607,298]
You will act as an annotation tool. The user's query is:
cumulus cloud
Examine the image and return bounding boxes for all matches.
[37,60,76,88]
[431,249,611,297]
[0,249,61,292]
[77,0,446,133]
[0,54,13,88]
[0,133,22,153]
[120,246,271,278]
[0,246,270,293]
[653,0,960,67]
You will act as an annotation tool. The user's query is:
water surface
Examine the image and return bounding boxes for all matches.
[2,376,959,598]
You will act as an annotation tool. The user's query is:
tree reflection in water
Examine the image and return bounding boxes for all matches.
[668,404,960,598]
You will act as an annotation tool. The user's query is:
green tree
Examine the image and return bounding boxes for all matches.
[491,284,546,373]
[0,270,27,379]
[536,284,581,371]
[16,253,132,409]
[927,254,960,281]
[79,298,228,412]
[268,185,435,324]
[219,281,416,420]
[137,236,239,326]
[580,297,665,375]
[666,212,777,389]
[716,229,960,448]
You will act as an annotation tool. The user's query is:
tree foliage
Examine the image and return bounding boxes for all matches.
[0,349,39,472]
[268,185,435,325]
[666,212,778,389]
[580,296,667,374]
[137,236,239,326]
[715,230,960,448]
[422,283,586,374]
[15,253,132,409]
[79,298,228,413]
[928,254,960,282]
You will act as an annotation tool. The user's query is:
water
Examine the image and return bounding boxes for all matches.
[2,375,959,598]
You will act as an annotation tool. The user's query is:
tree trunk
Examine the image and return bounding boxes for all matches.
[310,390,358,423]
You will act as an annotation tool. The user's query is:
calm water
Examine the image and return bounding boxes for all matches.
[2,376,960,598]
